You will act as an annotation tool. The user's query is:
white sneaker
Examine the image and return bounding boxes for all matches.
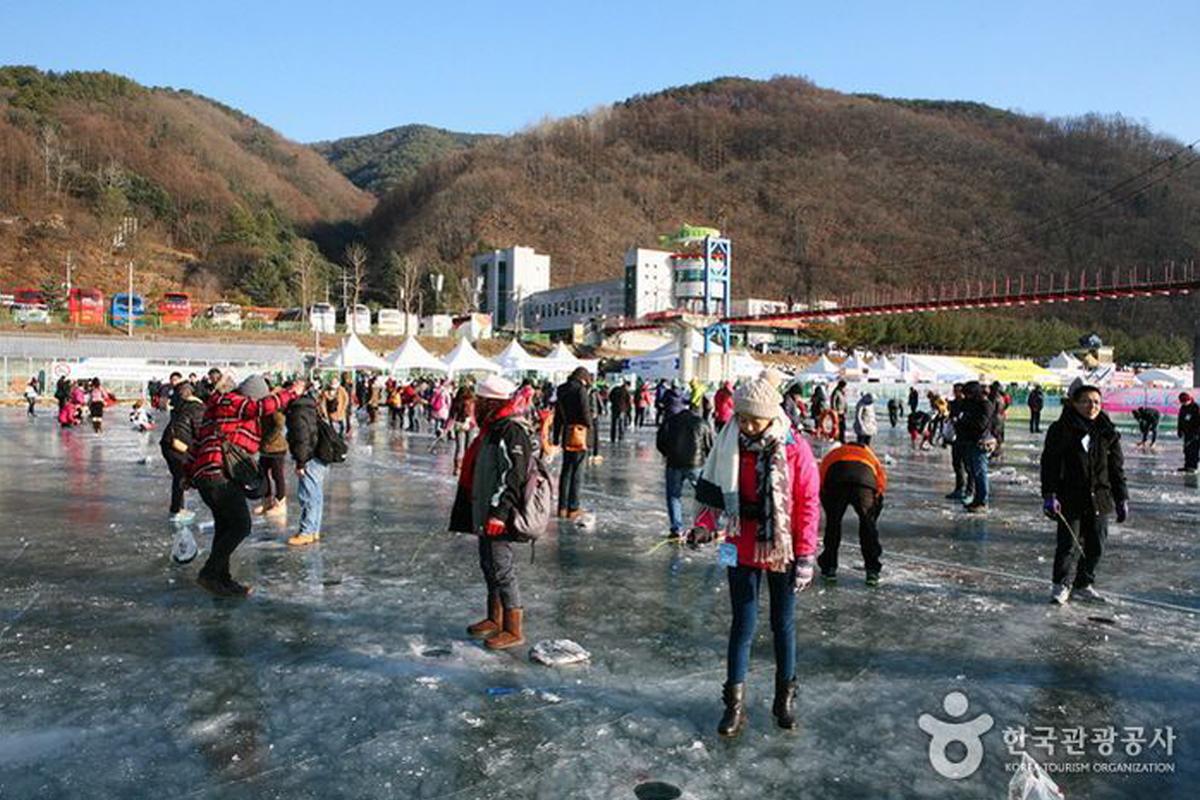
[170,509,196,524]
[1075,586,1107,604]
[1051,583,1071,605]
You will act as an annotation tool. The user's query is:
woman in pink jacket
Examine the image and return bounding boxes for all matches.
[689,377,820,738]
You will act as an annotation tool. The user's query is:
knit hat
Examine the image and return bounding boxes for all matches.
[758,367,788,389]
[734,377,781,419]
[476,374,517,400]
[237,374,270,401]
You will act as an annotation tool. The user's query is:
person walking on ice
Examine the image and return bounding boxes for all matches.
[1040,382,1128,605]
[817,441,887,586]
[449,375,536,651]
[686,377,820,738]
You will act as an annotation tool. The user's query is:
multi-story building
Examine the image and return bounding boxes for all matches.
[623,248,675,319]
[523,278,625,334]
[471,246,550,330]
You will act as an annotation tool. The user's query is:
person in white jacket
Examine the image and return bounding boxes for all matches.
[854,393,879,446]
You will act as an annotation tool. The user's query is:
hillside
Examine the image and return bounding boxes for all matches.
[0,67,373,304]
[313,124,492,195]
[364,76,1200,357]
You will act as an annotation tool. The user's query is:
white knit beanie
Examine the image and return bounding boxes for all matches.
[476,374,517,400]
[734,378,781,419]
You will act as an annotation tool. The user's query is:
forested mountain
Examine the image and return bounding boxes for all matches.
[0,67,372,304]
[363,76,1200,361]
[313,124,491,195]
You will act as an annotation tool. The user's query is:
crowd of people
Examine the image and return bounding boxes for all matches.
[20,357,1200,737]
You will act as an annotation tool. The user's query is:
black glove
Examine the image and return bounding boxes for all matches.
[874,493,885,518]
[1115,500,1128,524]
[686,526,717,549]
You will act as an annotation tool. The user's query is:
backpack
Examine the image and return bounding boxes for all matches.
[315,416,348,464]
[508,422,553,543]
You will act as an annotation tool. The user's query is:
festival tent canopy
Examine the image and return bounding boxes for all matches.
[797,354,841,379]
[540,342,600,375]
[493,339,547,373]
[1048,351,1084,370]
[386,337,448,374]
[896,354,977,383]
[320,332,390,371]
[865,355,904,381]
[441,339,502,375]
[955,357,1061,385]
[841,351,871,372]
[1135,368,1191,388]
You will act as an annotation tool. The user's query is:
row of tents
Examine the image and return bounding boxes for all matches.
[320,333,600,377]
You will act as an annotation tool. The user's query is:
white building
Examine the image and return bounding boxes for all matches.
[623,248,675,319]
[523,278,625,334]
[472,246,550,330]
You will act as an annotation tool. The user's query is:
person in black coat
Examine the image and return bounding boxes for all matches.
[1027,386,1045,434]
[608,381,632,444]
[1040,383,1128,604]
[955,381,996,512]
[656,389,714,538]
[1131,406,1161,449]
[552,367,593,518]
[1177,392,1200,473]
[159,382,207,520]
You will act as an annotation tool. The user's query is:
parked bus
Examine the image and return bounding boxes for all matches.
[158,292,193,327]
[345,303,371,334]
[110,292,146,329]
[11,288,50,324]
[204,302,243,330]
[68,288,105,325]
[310,303,336,333]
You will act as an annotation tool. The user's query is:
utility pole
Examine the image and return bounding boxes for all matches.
[126,259,134,337]
[65,251,72,295]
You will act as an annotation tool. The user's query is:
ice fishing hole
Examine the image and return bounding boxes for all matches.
[634,781,682,800]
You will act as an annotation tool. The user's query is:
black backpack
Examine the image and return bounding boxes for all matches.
[315,417,348,464]
[506,420,552,543]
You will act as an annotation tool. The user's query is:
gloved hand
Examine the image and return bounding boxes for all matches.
[1115,500,1129,524]
[874,493,886,519]
[791,557,815,594]
[484,517,506,537]
[686,526,718,548]
[1042,495,1061,520]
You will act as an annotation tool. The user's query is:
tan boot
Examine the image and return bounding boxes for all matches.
[484,607,525,650]
[467,594,503,638]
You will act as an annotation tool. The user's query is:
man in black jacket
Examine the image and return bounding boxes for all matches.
[609,380,633,444]
[1132,406,1161,449]
[1027,385,1045,433]
[1041,383,1128,604]
[1177,392,1200,473]
[955,381,996,513]
[656,389,714,539]
[286,384,327,546]
[159,382,206,521]
[552,367,593,519]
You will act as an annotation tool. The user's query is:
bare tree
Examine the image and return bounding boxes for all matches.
[344,243,368,329]
[388,250,421,316]
[291,241,318,321]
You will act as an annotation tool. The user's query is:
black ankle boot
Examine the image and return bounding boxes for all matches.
[773,677,798,729]
[718,682,747,738]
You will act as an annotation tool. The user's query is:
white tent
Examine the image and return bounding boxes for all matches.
[494,339,547,373]
[1048,351,1084,370]
[798,355,841,379]
[897,354,976,383]
[842,351,871,372]
[321,332,389,371]
[1135,367,1190,388]
[386,337,447,374]
[441,339,502,375]
[866,355,903,381]
[540,342,600,375]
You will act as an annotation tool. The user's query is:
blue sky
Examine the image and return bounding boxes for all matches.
[4,0,1197,144]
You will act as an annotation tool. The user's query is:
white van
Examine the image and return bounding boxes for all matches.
[206,302,243,330]
[309,303,336,333]
[375,308,403,336]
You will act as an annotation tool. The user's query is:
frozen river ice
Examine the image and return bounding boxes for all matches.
[0,410,1197,799]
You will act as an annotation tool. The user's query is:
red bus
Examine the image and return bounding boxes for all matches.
[68,288,105,325]
[12,288,46,306]
[158,292,193,327]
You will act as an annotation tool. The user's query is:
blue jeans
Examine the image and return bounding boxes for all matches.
[726,566,796,684]
[665,466,701,534]
[297,460,329,535]
[965,446,989,506]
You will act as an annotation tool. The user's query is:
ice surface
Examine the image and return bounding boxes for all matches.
[0,412,1197,798]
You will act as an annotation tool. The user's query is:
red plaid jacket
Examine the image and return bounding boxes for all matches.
[188,389,296,482]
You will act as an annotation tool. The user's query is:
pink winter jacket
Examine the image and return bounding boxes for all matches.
[695,434,821,569]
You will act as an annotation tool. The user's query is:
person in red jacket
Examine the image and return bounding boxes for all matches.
[712,380,735,431]
[687,377,820,738]
[188,373,303,597]
[817,442,888,586]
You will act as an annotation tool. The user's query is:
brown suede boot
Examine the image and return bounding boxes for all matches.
[484,607,525,650]
[467,594,503,638]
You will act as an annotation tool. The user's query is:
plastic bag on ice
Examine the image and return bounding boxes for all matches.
[529,639,591,666]
[1007,753,1064,800]
[171,527,198,564]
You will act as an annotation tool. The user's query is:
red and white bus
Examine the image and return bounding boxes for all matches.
[68,288,105,325]
[158,292,193,327]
